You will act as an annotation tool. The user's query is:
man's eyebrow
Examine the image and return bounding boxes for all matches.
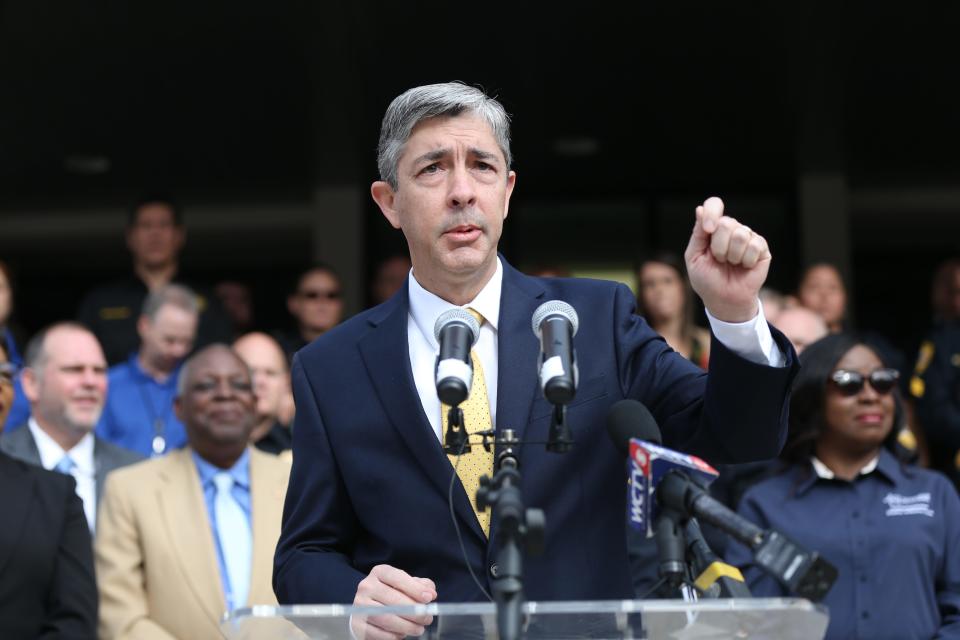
[412,149,450,165]
[470,148,499,162]
[411,147,501,166]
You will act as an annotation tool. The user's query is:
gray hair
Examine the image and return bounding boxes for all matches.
[141,284,199,322]
[377,82,513,189]
[24,321,98,374]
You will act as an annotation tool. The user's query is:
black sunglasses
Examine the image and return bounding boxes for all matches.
[829,368,899,396]
[299,289,341,301]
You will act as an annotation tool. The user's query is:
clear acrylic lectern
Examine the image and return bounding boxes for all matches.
[221,598,828,639]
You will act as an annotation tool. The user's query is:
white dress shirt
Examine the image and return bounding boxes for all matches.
[406,258,785,441]
[811,455,880,480]
[28,418,98,532]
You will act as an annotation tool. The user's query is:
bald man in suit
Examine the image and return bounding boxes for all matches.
[96,345,290,639]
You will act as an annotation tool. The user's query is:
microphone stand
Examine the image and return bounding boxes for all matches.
[547,404,574,453]
[476,429,546,640]
[653,506,689,598]
[443,406,470,454]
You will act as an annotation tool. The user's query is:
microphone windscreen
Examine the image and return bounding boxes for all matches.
[606,399,662,453]
[531,300,579,338]
[434,308,481,346]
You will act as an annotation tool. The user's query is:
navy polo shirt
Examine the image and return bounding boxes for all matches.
[726,448,960,640]
[96,354,187,457]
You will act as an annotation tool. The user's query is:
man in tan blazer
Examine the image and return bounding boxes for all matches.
[96,344,291,639]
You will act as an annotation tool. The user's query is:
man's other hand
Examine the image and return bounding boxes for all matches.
[350,564,437,640]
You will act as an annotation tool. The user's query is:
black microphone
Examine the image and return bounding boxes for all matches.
[684,518,752,598]
[531,300,579,405]
[434,308,481,407]
[606,398,661,451]
[605,399,837,602]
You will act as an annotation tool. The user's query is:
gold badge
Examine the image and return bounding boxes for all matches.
[915,341,934,374]
[897,428,917,452]
[910,376,926,398]
[952,354,960,368]
[99,306,131,320]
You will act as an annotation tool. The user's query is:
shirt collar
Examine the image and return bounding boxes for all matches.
[28,417,96,475]
[872,447,904,485]
[129,353,181,388]
[191,447,251,490]
[810,455,880,480]
[408,257,503,350]
[798,448,899,495]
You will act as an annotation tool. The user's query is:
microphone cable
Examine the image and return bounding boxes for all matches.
[447,434,494,602]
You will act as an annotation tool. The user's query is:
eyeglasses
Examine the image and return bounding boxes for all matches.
[0,362,20,386]
[299,289,341,301]
[829,368,899,396]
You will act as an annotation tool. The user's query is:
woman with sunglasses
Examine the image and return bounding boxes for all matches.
[726,333,960,640]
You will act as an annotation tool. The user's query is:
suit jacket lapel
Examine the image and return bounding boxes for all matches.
[358,287,487,543]
[247,450,285,606]
[93,439,107,503]
[157,449,225,625]
[4,426,42,466]
[495,261,546,447]
[0,454,35,576]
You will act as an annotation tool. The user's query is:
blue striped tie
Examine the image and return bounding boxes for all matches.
[213,472,252,609]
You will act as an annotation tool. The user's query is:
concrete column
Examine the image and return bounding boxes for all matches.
[310,186,366,316]
[798,172,852,286]
[789,0,852,291]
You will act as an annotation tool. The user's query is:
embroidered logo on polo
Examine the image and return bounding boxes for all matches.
[883,492,934,517]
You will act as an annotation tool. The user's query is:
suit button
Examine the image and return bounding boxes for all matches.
[490,563,500,578]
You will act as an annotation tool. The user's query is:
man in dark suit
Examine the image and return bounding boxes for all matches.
[274,82,798,638]
[0,336,97,638]
[0,322,142,532]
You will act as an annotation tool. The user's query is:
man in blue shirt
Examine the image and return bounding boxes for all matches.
[95,344,291,639]
[96,284,199,457]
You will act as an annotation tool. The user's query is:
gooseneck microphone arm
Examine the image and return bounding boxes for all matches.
[657,472,764,548]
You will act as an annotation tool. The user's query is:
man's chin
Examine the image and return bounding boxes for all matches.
[209,424,254,445]
[65,418,98,435]
[440,247,494,275]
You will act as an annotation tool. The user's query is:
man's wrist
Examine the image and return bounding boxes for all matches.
[703,300,759,324]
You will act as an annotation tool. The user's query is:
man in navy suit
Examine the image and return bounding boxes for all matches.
[274,82,797,638]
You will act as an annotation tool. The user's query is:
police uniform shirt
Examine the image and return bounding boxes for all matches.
[77,275,232,366]
[911,320,960,478]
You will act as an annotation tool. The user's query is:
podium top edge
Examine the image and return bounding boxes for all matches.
[225,598,823,621]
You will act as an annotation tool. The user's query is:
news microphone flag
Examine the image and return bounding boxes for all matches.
[627,439,719,538]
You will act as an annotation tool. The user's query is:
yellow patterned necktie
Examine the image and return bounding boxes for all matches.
[442,307,494,537]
